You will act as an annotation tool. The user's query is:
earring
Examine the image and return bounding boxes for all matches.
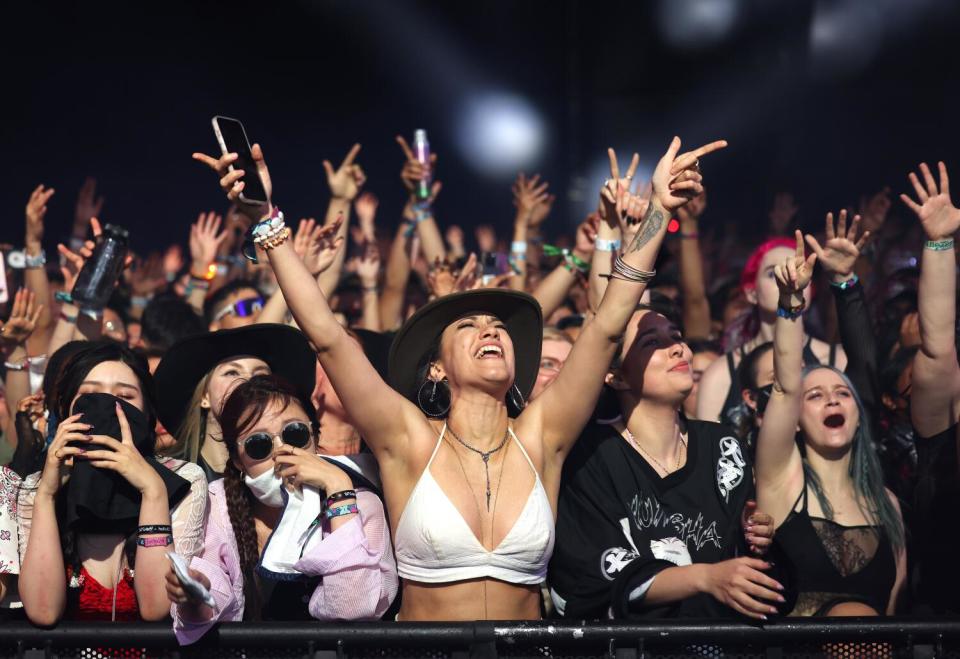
[417,378,451,418]
[507,383,526,413]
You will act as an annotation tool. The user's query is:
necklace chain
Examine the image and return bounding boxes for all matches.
[622,427,687,475]
[446,424,510,511]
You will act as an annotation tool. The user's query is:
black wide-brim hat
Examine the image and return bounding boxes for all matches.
[388,289,543,404]
[154,324,316,433]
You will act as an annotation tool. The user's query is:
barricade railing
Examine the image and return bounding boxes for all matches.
[1,617,959,658]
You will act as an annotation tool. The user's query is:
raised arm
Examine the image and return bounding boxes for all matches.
[754,231,816,525]
[532,137,727,457]
[23,186,55,355]
[2,290,43,448]
[531,216,596,319]
[379,219,413,331]
[900,161,960,438]
[317,144,365,298]
[509,173,551,291]
[676,191,712,339]
[805,211,877,421]
[396,135,445,264]
[354,243,382,332]
[193,146,418,461]
[185,212,229,315]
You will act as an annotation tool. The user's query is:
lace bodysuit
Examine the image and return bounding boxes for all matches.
[775,481,895,616]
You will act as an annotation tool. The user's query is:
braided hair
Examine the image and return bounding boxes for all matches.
[218,374,319,620]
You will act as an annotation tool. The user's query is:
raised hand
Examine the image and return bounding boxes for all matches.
[300,216,345,276]
[768,192,798,236]
[427,254,478,298]
[677,188,707,225]
[36,412,91,498]
[355,243,381,289]
[397,135,438,199]
[80,401,166,496]
[774,230,817,297]
[0,289,43,347]
[900,161,960,241]
[323,143,366,201]
[653,136,726,212]
[127,253,168,297]
[574,213,600,259]
[192,144,273,219]
[804,210,870,281]
[74,177,104,235]
[354,192,379,242]
[512,173,551,225]
[162,244,184,279]
[189,212,228,276]
[25,184,55,248]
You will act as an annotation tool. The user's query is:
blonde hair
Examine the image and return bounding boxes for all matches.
[542,326,574,345]
[161,371,213,463]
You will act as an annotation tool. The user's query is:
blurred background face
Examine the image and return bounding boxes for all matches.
[530,338,572,400]
[210,287,263,331]
[204,357,271,418]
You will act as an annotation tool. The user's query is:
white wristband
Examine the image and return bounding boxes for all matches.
[511,241,527,253]
[595,238,621,252]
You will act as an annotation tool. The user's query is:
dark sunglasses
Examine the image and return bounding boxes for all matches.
[242,421,313,460]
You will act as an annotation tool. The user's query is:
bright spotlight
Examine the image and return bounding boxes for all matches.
[456,93,545,176]
[657,0,740,51]
[809,0,883,79]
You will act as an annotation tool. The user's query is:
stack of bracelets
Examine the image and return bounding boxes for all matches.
[325,489,358,520]
[136,524,173,548]
[607,255,656,284]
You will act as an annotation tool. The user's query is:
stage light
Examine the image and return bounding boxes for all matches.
[808,0,883,79]
[656,0,741,51]
[456,93,545,177]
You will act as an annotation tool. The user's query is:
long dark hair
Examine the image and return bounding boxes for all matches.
[800,365,905,552]
[218,374,318,621]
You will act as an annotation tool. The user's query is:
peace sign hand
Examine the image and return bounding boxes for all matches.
[324,143,366,201]
[900,161,960,241]
[653,136,727,212]
[80,401,167,498]
[773,230,817,298]
[804,210,870,282]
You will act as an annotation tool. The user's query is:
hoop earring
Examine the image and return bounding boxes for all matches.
[417,378,451,418]
[507,383,526,412]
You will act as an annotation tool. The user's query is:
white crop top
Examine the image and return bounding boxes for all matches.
[394,424,555,585]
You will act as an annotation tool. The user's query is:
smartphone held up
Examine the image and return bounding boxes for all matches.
[212,116,269,206]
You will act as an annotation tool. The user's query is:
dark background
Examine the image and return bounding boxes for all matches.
[3,0,960,255]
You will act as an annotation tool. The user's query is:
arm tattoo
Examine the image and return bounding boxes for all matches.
[628,205,664,253]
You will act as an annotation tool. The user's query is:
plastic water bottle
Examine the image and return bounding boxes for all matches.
[72,224,129,312]
[414,129,432,201]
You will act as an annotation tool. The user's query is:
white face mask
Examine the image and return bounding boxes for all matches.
[244,468,285,508]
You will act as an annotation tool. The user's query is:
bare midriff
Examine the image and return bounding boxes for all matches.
[398,578,541,621]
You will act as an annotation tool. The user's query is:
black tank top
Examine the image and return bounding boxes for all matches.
[775,479,895,616]
[720,337,835,426]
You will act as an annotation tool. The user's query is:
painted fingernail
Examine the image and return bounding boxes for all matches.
[760,615,768,621]
[115,402,121,411]
[776,582,784,591]
[777,595,786,603]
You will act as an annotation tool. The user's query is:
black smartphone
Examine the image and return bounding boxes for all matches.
[211,116,269,205]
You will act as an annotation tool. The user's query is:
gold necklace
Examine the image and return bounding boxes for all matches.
[622,426,687,474]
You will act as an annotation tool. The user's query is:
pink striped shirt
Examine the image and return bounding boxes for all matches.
[172,479,397,645]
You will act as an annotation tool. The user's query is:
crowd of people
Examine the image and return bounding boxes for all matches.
[0,125,956,642]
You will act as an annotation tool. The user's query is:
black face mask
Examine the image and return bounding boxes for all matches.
[62,393,189,533]
[753,383,774,416]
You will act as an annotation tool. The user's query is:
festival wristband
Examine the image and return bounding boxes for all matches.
[325,503,359,519]
[510,241,527,254]
[54,291,74,305]
[776,305,804,320]
[137,535,173,548]
[59,309,78,324]
[829,274,859,291]
[925,238,954,251]
[325,490,357,508]
[137,524,173,535]
[594,238,621,252]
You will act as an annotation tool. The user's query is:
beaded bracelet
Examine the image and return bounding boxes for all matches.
[776,305,804,320]
[325,503,359,519]
[325,490,357,508]
[829,274,860,291]
[925,238,955,251]
[137,524,172,536]
[137,535,173,548]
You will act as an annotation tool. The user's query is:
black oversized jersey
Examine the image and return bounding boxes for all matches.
[549,418,752,619]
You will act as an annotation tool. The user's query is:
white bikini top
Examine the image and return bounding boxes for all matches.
[393,423,556,585]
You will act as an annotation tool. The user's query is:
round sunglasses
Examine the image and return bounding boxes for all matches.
[242,421,313,460]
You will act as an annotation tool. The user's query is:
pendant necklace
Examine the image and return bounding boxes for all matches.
[623,426,687,475]
[447,424,510,511]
